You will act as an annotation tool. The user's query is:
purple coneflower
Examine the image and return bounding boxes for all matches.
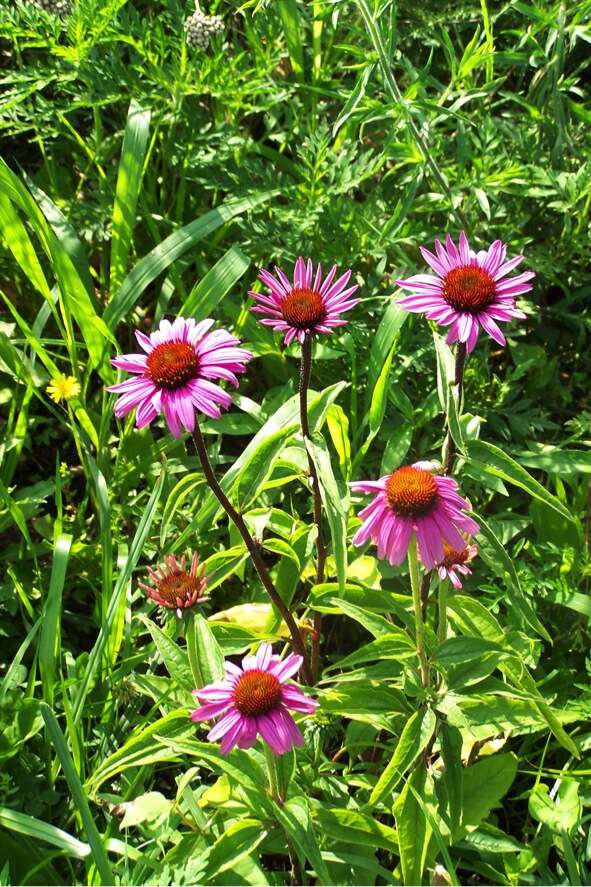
[139,552,207,618]
[249,256,359,345]
[436,542,478,589]
[107,317,251,437]
[351,462,479,570]
[191,642,318,756]
[396,232,534,352]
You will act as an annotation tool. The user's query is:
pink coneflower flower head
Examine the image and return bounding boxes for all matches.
[107,317,251,438]
[139,552,207,618]
[351,462,479,570]
[436,542,478,589]
[191,642,318,756]
[396,232,534,353]
[249,256,359,345]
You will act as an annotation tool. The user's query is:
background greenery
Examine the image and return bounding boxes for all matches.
[0,0,590,884]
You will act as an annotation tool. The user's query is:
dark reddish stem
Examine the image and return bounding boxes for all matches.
[191,419,312,684]
[443,342,467,475]
[299,336,326,683]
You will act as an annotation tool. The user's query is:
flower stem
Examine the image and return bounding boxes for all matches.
[443,341,467,475]
[299,336,326,683]
[191,418,312,684]
[264,744,281,803]
[437,580,448,646]
[408,534,429,688]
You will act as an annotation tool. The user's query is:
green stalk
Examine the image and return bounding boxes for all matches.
[437,580,448,646]
[264,744,281,804]
[408,534,429,688]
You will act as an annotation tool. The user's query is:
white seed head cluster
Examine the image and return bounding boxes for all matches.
[185,9,224,51]
[31,0,73,15]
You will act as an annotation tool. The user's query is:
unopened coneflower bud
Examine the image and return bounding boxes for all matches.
[185,6,224,51]
[139,552,208,618]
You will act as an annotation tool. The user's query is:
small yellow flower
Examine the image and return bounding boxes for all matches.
[46,374,81,403]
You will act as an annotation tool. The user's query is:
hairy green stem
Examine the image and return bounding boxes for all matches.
[408,534,429,688]
[299,336,326,683]
[264,744,281,803]
[437,580,448,646]
[191,419,312,684]
[444,342,467,475]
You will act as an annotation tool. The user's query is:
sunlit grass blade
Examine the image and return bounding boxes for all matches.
[39,533,72,708]
[0,807,90,861]
[39,703,113,884]
[72,463,166,723]
[181,245,250,319]
[109,100,151,292]
[104,192,276,331]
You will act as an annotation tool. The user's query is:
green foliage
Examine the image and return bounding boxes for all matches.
[1,0,591,884]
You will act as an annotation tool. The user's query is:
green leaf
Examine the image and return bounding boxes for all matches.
[274,796,332,885]
[110,100,151,291]
[333,63,375,136]
[329,632,415,671]
[394,763,430,886]
[182,245,250,319]
[202,546,248,592]
[40,704,113,884]
[474,510,552,643]
[433,636,505,667]
[186,614,225,689]
[0,807,90,860]
[0,190,52,300]
[234,424,296,509]
[369,343,396,437]
[466,439,573,522]
[366,299,407,411]
[39,534,72,707]
[327,597,393,638]
[460,753,517,835]
[139,614,194,691]
[159,737,273,814]
[159,472,205,547]
[306,433,349,594]
[369,708,436,807]
[528,781,581,833]
[278,0,305,78]
[326,404,351,479]
[171,382,347,553]
[203,819,268,880]
[104,192,275,330]
[502,659,579,757]
[119,792,171,829]
[313,805,398,854]
[88,711,193,795]
[0,159,115,380]
[23,173,94,298]
[440,723,463,836]
[73,464,166,722]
